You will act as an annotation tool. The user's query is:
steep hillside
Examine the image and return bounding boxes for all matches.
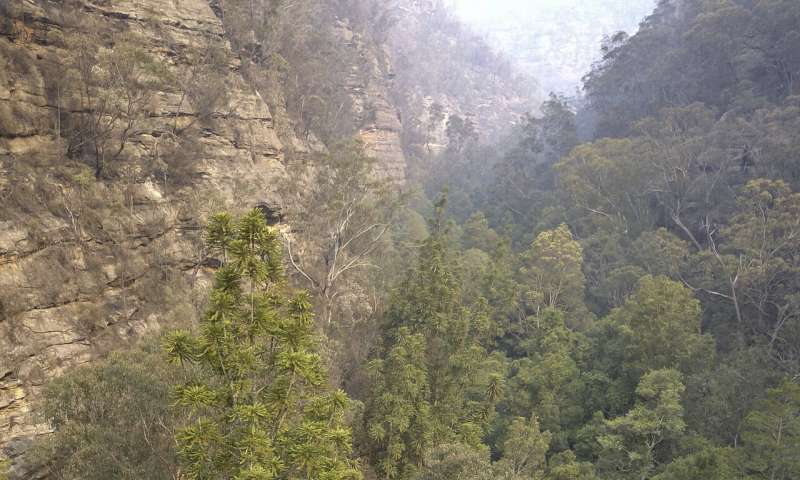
[0,0,536,473]
[385,0,539,154]
[4,1,800,479]
[0,0,290,465]
[450,0,656,95]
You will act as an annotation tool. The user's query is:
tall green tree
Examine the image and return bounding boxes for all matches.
[725,179,800,364]
[520,224,591,327]
[555,138,655,237]
[164,210,361,480]
[493,415,552,479]
[740,381,800,480]
[608,276,714,378]
[365,199,498,479]
[595,369,687,480]
[365,329,433,479]
[503,309,587,448]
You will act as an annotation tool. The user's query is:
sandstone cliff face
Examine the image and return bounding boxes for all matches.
[0,0,288,467]
[384,0,539,160]
[337,21,407,182]
[0,0,533,473]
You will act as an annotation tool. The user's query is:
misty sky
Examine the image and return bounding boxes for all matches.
[446,0,657,93]
[449,0,586,21]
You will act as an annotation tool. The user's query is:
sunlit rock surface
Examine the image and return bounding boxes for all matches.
[0,0,287,470]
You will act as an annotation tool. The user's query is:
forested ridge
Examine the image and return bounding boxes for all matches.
[2,0,800,479]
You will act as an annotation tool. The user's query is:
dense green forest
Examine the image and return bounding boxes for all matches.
[5,0,800,479]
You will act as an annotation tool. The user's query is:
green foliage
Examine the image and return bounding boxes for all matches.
[365,201,499,478]
[28,342,182,479]
[548,451,598,480]
[684,347,783,446]
[372,2,800,479]
[724,179,800,362]
[366,329,432,479]
[555,138,654,237]
[16,1,800,479]
[740,381,800,480]
[595,369,686,480]
[652,447,739,480]
[416,444,494,480]
[445,1,800,476]
[494,415,552,478]
[502,309,586,447]
[164,210,361,480]
[487,94,579,241]
[584,0,800,136]
[520,224,591,327]
[607,276,714,377]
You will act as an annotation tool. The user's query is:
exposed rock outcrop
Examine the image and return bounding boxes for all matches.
[0,0,537,474]
[383,0,538,160]
[337,22,407,181]
[0,0,288,471]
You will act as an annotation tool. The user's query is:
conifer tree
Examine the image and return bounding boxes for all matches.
[365,198,498,479]
[365,329,433,479]
[164,210,361,480]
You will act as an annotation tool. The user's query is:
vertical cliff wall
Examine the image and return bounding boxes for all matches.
[0,0,288,466]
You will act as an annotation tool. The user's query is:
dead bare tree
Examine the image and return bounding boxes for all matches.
[281,140,401,326]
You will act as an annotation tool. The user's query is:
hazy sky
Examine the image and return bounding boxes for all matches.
[445,0,657,93]
[447,0,653,26]
[449,0,573,21]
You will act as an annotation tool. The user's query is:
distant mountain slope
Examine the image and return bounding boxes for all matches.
[448,0,656,95]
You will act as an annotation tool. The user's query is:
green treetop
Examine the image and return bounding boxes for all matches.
[164,210,361,480]
[365,199,499,479]
[520,224,592,328]
[609,276,714,378]
[494,415,552,479]
[595,369,687,480]
[740,381,800,480]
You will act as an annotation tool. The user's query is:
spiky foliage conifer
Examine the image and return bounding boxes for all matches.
[164,210,361,480]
